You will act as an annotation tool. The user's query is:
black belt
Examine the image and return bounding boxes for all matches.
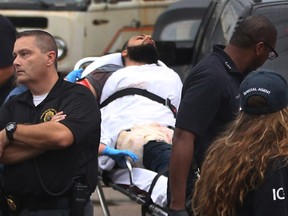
[100,87,178,118]
[125,125,175,132]
[5,195,73,212]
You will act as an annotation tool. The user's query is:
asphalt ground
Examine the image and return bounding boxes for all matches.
[92,186,142,216]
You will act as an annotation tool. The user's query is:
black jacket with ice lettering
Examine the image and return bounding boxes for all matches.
[237,161,288,216]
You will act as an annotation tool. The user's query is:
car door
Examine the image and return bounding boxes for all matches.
[248,1,288,80]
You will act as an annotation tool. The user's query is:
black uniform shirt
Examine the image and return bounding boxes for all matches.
[238,163,288,216]
[176,45,243,166]
[0,76,101,197]
[0,15,16,106]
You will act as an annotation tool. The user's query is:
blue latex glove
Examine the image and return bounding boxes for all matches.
[102,146,138,168]
[65,69,84,83]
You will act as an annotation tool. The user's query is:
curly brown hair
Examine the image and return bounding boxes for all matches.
[192,107,288,216]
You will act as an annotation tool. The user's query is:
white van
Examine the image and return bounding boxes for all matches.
[0,0,178,73]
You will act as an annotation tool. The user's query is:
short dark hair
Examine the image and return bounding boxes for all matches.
[230,15,277,48]
[16,30,58,68]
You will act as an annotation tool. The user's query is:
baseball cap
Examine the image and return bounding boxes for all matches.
[240,70,288,115]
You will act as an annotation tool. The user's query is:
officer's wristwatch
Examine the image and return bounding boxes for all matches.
[5,122,17,140]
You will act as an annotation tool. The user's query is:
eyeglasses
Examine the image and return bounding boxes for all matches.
[244,34,278,60]
[262,41,278,60]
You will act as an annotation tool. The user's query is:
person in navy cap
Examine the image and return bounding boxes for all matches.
[192,70,288,216]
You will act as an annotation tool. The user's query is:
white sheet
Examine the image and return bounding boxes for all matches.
[107,168,167,207]
[81,53,123,78]
[80,52,168,78]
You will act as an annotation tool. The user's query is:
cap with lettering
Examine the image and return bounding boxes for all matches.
[240,70,288,115]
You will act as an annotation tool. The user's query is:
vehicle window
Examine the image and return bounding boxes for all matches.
[206,2,241,54]
[159,20,201,41]
[0,0,89,8]
[0,0,85,2]
[196,2,224,61]
[252,4,288,79]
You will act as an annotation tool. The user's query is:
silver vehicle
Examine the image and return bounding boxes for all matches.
[0,0,179,73]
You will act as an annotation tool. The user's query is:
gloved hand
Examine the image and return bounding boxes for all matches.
[65,69,84,83]
[168,209,189,216]
[102,146,138,168]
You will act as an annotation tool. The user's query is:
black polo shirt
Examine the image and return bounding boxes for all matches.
[0,76,101,197]
[176,45,243,166]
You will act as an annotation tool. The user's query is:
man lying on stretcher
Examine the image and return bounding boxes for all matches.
[66,34,182,175]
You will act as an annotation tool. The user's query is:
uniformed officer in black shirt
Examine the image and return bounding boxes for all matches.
[168,15,278,216]
[0,30,101,216]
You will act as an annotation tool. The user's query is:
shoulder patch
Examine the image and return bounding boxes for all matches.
[40,109,57,122]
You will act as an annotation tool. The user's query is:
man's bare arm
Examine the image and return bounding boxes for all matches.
[10,122,73,149]
[0,143,44,164]
[169,128,195,210]
[0,112,69,163]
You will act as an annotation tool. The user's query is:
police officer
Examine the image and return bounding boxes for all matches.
[0,30,100,216]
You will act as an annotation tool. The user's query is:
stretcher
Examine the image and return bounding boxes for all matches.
[73,55,170,215]
[96,159,169,216]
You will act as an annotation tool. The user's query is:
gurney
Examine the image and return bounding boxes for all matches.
[96,158,169,216]
[73,55,171,215]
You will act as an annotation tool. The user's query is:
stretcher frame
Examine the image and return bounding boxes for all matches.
[96,160,168,216]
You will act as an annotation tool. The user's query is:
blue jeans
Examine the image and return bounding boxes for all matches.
[142,140,172,177]
[142,141,196,210]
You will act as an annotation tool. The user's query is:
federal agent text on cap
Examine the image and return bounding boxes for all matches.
[240,70,288,115]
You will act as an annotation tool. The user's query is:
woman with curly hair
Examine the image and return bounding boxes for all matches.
[192,70,288,216]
